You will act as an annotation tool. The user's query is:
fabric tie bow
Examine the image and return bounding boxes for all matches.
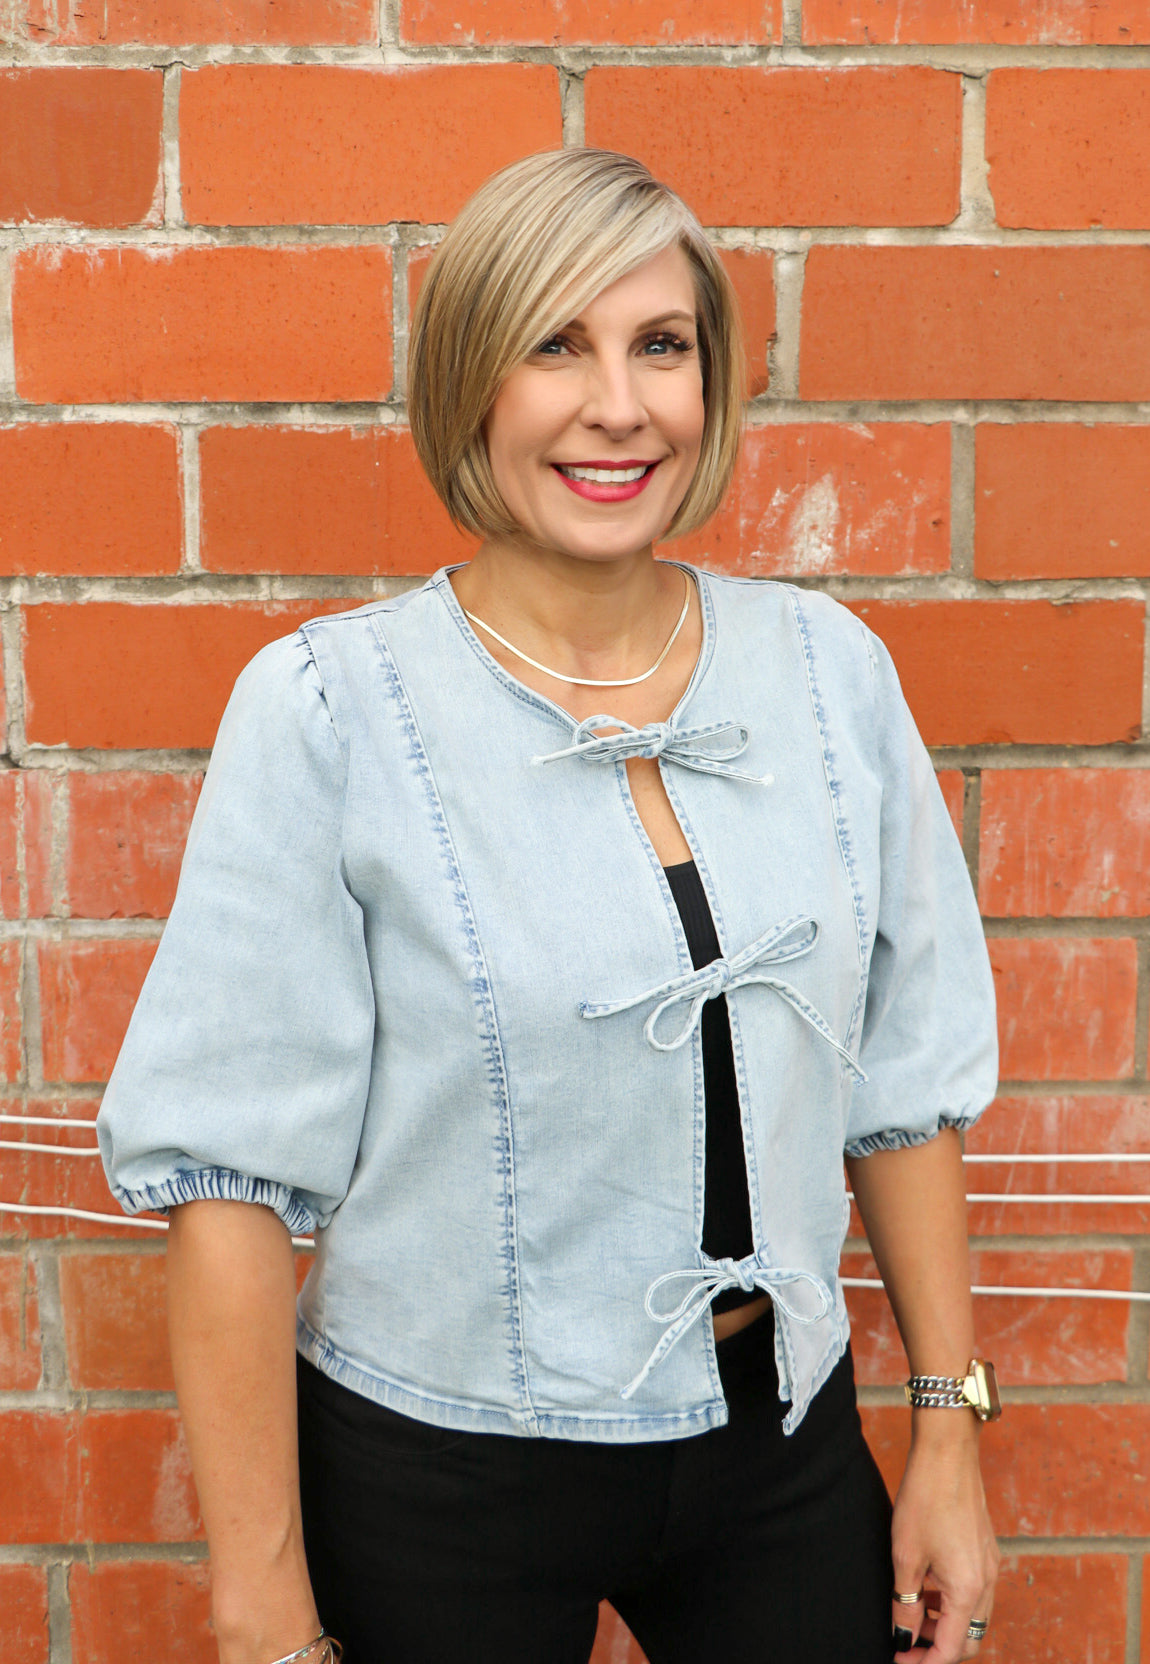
[533,716,770,785]
[621,1257,835,1400]
[580,914,866,1074]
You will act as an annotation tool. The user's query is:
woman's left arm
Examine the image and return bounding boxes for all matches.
[846,1127,1000,1664]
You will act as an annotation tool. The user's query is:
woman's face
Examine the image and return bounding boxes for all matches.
[484,244,706,565]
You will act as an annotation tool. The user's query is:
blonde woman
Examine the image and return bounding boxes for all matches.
[99,150,1000,1664]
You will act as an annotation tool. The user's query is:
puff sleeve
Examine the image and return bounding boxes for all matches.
[843,631,998,1159]
[97,630,375,1235]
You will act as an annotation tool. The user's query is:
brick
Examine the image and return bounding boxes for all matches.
[966,1094,1150,1236]
[0,69,162,226]
[844,1246,1132,1386]
[675,424,949,577]
[981,1555,1125,1664]
[60,1251,171,1391]
[591,1605,647,1663]
[65,772,203,920]
[0,1410,81,1540]
[718,249,774,396]
[0,1565,49,1661]
[0,424,181,577]
[845,600,1143,747]
[0,943,22,1082]
[181,66,562,227]
[936,769,964,841]
[863,1404,1150,1537]
[0,1253,40,1388]
[19,0,377,42]
[24,600,365,752]
[13,246,391,404]
[38,939,157,1084]
[976,424,1150,580]
[803,0,1150,44]
[70,1561,215,1664]
[403,0,779,42]
[990,937,1138,1081]
[81,1409,202,1542]
[803,247,1150,401]
[200,427,471,576]
[585,68,961,227]
[0,1099,163,1242]
[988,70,1150,230]
[980,769,1150,919]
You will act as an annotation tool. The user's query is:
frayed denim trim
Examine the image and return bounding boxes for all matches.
[843,1115,980,1160]
[110,1167,317,1236]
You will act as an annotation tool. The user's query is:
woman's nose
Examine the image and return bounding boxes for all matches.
[580,357,648,435]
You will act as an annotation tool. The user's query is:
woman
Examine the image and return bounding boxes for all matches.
[98,149,1000,1664]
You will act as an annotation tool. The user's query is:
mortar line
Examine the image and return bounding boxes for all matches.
[160,64,182,228]
[949,419,975,580]
[1127,1551,1143,1664]
[379,0,400,47]
[0,245,15,402]
[560,63,585,147]
[766,244,805,400]
[31,1244,69,1390]
[2,600,26,764]
[22,923,44,1092]
[179,424,202,572]
[1133,938,1150,1102]
[48,764,67,918]
[962,767,981,897]
[782,0,802,46]
[957,70,995,231]
[47,1562,73,1664]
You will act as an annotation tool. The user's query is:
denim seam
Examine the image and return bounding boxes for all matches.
[367,614,538,1432]
[784,587,869,1061]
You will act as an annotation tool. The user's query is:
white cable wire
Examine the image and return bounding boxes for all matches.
[841,1277,1150,1303]
[0,1141,101,1156]
[964,1153,1150,1163]
[0,1114,99,1129]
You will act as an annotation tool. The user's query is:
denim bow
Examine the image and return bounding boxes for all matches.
[580,915,866,1077]
[533,716,770,785]
[620,1256,835,1400]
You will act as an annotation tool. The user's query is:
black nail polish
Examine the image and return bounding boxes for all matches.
[892,1626,914,1653]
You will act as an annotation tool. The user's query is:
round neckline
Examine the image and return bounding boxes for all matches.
[433,559,716,736]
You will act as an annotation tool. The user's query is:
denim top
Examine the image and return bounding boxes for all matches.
[98,566,998,1440]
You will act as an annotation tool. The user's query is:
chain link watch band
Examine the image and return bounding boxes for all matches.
[904,1358,1002,1420]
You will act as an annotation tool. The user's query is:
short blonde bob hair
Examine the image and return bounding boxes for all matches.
[408,148,744,543]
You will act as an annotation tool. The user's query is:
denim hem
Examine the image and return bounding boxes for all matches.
[110,1168,317,1236]
[781,1330,848,1436]
[296,1317,730,1444]
[842,1116,979,1160]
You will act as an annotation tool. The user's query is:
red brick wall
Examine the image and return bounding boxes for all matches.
[1,4,1148,1660]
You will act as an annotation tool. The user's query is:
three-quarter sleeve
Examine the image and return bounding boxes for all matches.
[97,631,375,1235]
[843,632,998,1159]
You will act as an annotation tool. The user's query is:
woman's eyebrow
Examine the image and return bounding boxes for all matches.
[559,308,697,334]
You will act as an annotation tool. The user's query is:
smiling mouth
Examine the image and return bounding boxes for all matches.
[555,463,654,484]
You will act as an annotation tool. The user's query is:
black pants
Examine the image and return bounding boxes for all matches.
[297,1312,894,1664]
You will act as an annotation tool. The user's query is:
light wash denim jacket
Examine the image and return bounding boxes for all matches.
[98,565,997,1440]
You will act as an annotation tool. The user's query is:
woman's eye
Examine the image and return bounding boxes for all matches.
[642,333,695,357]
[533,335,571,357]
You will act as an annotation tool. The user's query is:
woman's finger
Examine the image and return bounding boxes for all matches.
[892,1585,927,1659]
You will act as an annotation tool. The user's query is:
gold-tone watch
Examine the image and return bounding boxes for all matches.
[904,1358,1001,1421]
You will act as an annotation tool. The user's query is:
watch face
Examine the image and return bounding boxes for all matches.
[972,1359,1001,1420]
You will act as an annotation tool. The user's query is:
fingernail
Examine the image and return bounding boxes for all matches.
[892,1626,914,1652]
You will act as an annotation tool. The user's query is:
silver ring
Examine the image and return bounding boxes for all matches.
[894,1589,924,1605]
[967,1618,989,1640]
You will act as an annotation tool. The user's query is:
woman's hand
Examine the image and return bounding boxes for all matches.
[890,1419,999,1664]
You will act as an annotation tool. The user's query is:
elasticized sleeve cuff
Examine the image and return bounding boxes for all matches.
[109,1167,318,1236]
[843,1111,981,1161]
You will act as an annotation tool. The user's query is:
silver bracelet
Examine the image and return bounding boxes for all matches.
[267,1633,332,1664]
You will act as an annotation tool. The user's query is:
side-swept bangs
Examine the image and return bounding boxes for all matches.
[408,148,744,543]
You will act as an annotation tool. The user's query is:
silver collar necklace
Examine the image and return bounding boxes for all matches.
[464,572,691,689]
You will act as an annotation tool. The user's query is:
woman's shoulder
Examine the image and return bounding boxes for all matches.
[690,567,877,673]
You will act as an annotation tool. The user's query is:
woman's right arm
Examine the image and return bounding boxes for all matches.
[167,1199,322,1664]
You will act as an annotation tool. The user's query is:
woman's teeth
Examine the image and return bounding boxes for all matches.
[557,465,650,483]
